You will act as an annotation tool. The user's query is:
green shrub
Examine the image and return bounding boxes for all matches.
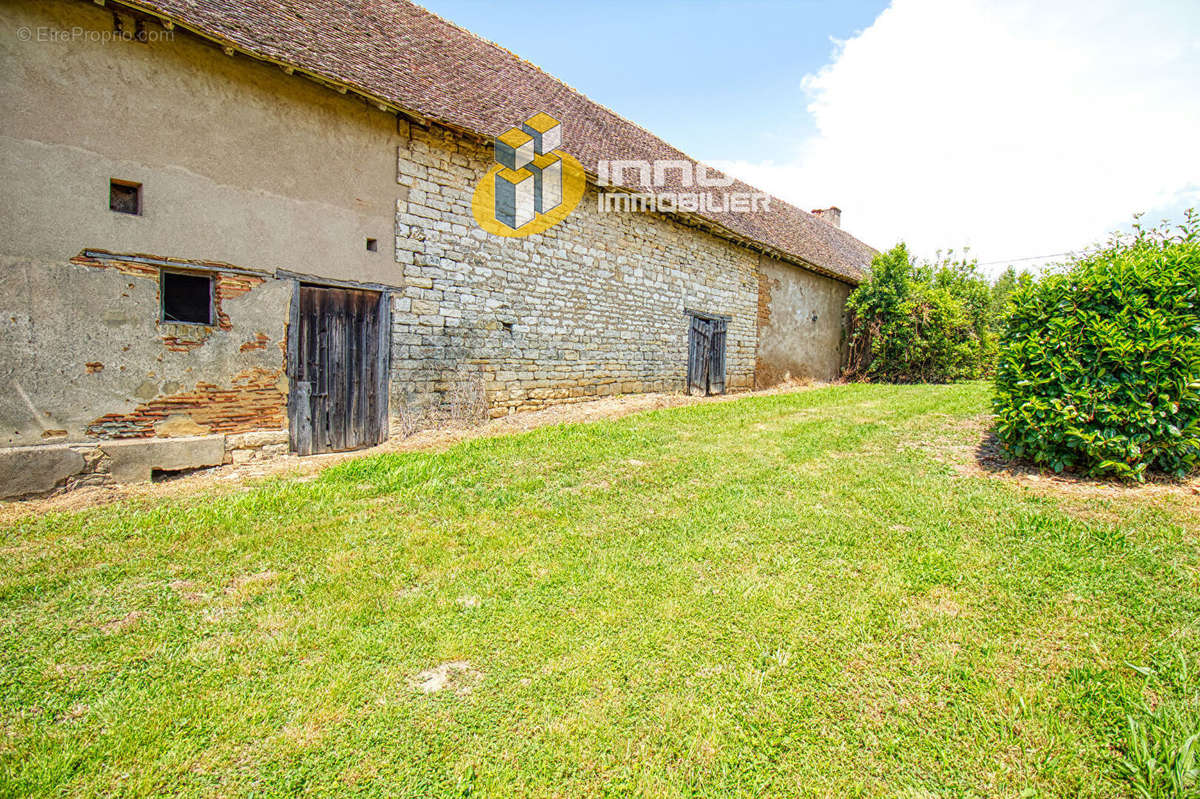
[845,244,995,383]
[989,266,1019,331]
[993,212,1200,480]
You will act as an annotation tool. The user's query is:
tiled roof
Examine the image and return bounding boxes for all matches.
[120,0,874,283]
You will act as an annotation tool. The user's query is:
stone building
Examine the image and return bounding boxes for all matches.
[0,0,876,497]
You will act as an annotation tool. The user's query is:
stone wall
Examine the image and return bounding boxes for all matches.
[391,124,761,419]
[0,0,860,501]
[0,431,290,499]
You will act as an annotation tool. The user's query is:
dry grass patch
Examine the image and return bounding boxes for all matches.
[408,661,482,696]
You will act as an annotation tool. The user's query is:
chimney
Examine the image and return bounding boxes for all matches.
[811,206,841,228]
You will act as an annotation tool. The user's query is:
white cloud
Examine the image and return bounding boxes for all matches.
[710,0,1200,275]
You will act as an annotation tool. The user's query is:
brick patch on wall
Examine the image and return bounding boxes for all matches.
[70,252,159,279]
[755,269,782,389]
[239,332,271,352]
[213,274,264,330]
[85,367,287,439]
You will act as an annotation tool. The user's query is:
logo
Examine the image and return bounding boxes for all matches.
[595,160,771,214]
[472,112,586,237]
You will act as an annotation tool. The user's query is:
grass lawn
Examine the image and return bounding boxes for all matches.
[2,382,1198,798]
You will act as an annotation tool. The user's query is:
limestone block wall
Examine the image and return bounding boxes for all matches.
[391,125,761,418]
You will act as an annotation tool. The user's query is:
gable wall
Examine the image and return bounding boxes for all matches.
[0,0,402,283]
[0,0,401,450]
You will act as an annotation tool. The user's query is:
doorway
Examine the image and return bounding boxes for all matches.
[686,313,727,396]
[288,284,390,455]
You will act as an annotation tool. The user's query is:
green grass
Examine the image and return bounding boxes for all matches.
[2,382,1198,798]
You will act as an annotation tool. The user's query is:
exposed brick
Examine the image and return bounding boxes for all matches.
[754,268,781,389]
[239,332,271,352]
[70,253,157,279]
[86,368,286,439]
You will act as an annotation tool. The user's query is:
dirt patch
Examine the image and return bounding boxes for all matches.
[47,662,94,679]
[276,707,348,748]
[407,660,481,695]
[56,702,89,723]
[902,587,963,627]
[168,579,205,603]
[911,413,1200,519]
[99,610,144,633]
[0,382,825,521]
[224,571,281,597]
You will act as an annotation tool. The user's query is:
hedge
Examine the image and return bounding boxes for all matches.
[993,212,1200,480]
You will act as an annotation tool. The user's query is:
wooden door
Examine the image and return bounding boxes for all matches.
[687,315,710,396]
[708,318,727,394]
[288,284,390,455]
[687,315,727,396]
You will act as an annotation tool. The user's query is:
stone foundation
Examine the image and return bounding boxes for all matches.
[0,429,290,500]
[225,430,291,465]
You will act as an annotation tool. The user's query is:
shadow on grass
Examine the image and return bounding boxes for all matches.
[971,426,1199,496]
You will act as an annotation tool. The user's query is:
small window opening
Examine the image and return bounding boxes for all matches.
[365,238,378,252]
[109,179,142,215]
[161,271,214,325]
[500,321,514,334]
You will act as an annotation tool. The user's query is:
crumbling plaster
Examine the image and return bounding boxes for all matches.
[0,254,290,445]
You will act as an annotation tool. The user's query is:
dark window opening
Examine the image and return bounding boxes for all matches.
[366,238,378,252]
[151,465,211,482]
[109,180,142,215]
[501,321,514,334]
[161,271,214,325]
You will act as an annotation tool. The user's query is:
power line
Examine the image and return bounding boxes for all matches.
[977,251,1076,266]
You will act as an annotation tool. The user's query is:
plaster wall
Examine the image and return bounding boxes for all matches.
[755,255,852,386]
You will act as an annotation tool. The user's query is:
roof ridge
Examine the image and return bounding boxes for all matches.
[397,1,809,206]
[111,0,875,282]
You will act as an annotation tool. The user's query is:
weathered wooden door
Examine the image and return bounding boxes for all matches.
[686,315,727,396]
[288,284,390,455]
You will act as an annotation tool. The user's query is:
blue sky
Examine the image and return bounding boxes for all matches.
[420,0,1200,274]
[418,0,888,163]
